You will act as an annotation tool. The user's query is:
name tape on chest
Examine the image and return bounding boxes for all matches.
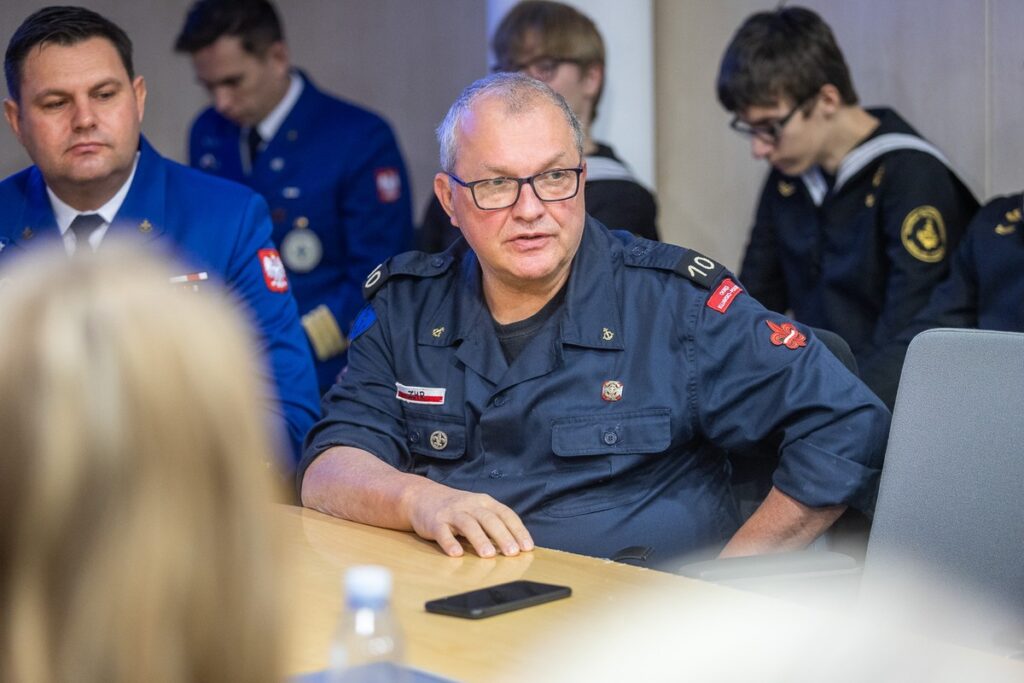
[395,382,446,405]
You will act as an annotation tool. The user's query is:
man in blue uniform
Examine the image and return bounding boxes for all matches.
[419,0,658,252]
[175,0,414,395]
[0,5,319,468]
[717,6,977,408]
[300,73,890,569]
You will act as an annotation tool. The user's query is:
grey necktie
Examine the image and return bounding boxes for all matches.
[69,213,104,253]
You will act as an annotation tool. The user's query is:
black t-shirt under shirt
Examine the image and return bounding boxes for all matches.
[493,284,568,364]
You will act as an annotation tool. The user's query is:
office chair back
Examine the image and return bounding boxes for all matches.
[861,328,1024,652]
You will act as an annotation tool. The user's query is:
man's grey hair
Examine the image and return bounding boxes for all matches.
[436,72,584,173]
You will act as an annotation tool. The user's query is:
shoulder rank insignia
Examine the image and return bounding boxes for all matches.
[900,206,946,263]
[777,180,795,197]
[674,250,726,289]
[363,261,389,299]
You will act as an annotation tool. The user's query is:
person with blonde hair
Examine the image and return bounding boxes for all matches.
[0,244,283,683]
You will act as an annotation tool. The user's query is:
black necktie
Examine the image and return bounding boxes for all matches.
[69,213,104,253]
[247,127,263,166]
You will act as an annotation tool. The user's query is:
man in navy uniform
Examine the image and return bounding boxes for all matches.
[0,5,319,468]
[717,6,977,408]
[419,0,658,252]
[299,73,889,569]
[175,0,414,395]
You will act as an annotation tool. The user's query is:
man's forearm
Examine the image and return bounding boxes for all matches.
[300,445,427,531]
[719,486,845,558]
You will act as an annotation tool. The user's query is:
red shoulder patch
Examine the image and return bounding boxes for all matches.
[258,248,289,293]
[375,167,402,203]
[706,278,743,314]
[766,320,806,350]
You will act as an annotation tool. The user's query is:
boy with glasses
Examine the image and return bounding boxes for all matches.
[420,0,658,251]
[717,6,977,407]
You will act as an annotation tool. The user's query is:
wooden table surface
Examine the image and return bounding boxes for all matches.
[279,505,1024,682]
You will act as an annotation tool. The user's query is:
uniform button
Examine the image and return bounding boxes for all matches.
[489,469,504,479]
[431,256,445,268]
[631,245,648,257]
[602,430,619,446]
[408,430,421,444]
[492,394,507,407]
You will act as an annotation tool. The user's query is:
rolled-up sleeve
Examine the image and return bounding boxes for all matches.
[691,286,890,513]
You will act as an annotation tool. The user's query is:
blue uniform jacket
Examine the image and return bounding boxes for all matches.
[0,137,320,468]
[302,218,889,567]
[189,72,414,393]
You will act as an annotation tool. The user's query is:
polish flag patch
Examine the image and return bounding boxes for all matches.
[395,382,446,405]
[258,248,289,293]
[706,278,743,313]
[375,167,402,203]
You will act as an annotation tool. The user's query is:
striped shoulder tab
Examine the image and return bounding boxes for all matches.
[673,250,726,289]
[363,251,455,301]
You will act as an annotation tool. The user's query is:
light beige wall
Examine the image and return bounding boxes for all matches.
[656,0,1024,271]
[0,1,487,219]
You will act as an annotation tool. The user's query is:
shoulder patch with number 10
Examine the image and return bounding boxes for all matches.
[674,250,726,289]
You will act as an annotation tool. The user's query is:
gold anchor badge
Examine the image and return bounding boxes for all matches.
[901,206,946,263]
[995,224,1017,236]
[432,326,445,338]
[1005,208,1021,223]
[777,181,795,197]
[601,327,615,341]
[138,219,153,233]
[917,220,940,250]
[872,165,885,188]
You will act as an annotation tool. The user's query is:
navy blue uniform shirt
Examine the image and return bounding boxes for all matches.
[303,219,889,567]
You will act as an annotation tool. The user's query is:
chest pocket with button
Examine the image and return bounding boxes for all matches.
[403,410,466,482]
[544,408,673,517]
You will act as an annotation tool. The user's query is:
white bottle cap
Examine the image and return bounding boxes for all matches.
[345,565,392,608]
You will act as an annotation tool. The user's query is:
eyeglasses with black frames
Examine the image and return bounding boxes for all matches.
[729,95,817,144]
[492,55,585,83]
[447,166,584,211]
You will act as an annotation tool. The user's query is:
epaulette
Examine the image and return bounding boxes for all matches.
[622,239,726,290]
[362,250,455,300]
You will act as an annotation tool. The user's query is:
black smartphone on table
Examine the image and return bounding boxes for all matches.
[424,580,571,619]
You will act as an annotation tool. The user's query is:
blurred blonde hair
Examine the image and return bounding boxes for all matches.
[0,244,283,683]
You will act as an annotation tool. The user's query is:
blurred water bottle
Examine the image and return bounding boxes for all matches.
[329,565,407,683]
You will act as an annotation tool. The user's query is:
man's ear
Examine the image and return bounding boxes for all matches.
[582,62,603,100]
[265,41,290,78]
[4,98,23,143]
[133,75,147,124]
[817,83,842,116]
[434,173,459,228]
